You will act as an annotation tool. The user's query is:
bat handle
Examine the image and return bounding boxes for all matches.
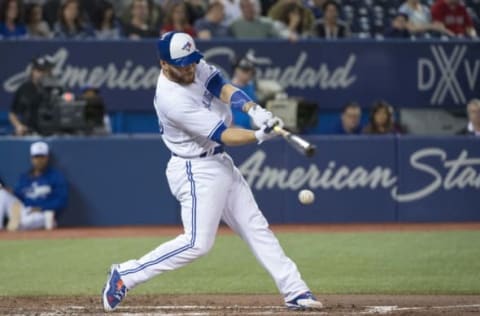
[273,126,290,136]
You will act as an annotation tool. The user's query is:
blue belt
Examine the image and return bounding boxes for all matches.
[172,146,224,158]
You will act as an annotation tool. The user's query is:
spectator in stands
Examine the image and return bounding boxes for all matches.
[9,56,54,136]
[384,12,411,38]
[53,0,92,39]
[333,102,362,135]
[109,0,130,20]
[216,0,241,27]
[305,0,326,19]
[138,0,164,31]
[80,0,101,25]
[431,0,477,38]
[260,0,276,16]
[123,0,157,39]
[458,99,480,136]
[230,0,279,38]
[230,54,258,129]
[0,141,68,231]
[0,0,26,38]
[160,1,196,37]
[268,0,315,37]
[398,0,454,37]
[43,0,60,29]
[363,101,404,134]
[24,3,52,38]
[194,1,230,39]
[91,0,123,39]
[184,0,206,26]
[269,1,314,41]
[314,1,350,39]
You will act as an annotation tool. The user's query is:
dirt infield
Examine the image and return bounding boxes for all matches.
[1,294,480,315]
[1,222,480,240]
[1,223,479,315]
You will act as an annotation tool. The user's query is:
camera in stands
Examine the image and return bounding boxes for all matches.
[36,77,104,135]
[266,94,318,133]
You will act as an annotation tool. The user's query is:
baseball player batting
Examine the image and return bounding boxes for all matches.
[102,32,323,311]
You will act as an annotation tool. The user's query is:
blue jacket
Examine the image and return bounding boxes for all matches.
[14,167,68,214]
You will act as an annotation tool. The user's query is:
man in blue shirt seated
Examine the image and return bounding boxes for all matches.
[0,141,68,231]
[194,1,231,39]
[332,102,363,134]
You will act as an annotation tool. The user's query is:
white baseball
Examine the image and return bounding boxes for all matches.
[298,189,315,205]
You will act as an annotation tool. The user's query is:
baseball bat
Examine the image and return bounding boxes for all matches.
[273,126,316,157]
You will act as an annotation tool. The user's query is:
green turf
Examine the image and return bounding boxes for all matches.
[0,231,479,296]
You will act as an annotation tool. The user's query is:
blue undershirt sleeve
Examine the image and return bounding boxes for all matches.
[230,89,253,111]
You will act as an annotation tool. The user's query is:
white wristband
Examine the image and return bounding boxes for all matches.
[247,104,257,116]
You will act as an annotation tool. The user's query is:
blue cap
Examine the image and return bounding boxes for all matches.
[156,32,203,67]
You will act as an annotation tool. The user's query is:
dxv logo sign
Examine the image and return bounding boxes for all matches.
[418,45,479,105]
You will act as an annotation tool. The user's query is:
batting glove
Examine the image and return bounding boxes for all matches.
[248,104,273,128]
[254,116,283,144]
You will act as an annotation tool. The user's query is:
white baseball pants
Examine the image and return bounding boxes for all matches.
[0,189,47,230]
[117,153,310,301]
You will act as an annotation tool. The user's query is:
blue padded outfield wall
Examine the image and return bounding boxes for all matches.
[1,40,479,111]
[0,136,479,226]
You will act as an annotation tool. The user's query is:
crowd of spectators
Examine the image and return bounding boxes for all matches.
[0,0,478,40]
[329,98,478,136]
[1,0,478,138]
[326,100,406,135]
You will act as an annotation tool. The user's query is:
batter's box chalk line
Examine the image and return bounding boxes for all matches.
[66,305,326,316]
[62,304,480,315]
[362,304,480,315]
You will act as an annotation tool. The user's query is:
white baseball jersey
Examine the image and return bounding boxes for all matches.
[154,60,232,158]
[116,58,311,303]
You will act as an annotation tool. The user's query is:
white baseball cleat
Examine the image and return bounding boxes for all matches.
[285,291,324,310]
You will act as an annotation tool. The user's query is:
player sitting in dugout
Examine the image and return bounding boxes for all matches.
[0,141,68,231]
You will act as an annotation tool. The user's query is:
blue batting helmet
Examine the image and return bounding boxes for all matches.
[156,32,203,67]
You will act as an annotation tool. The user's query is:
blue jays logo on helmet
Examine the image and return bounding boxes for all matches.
[157,32,203,67]
[182,42,192,52]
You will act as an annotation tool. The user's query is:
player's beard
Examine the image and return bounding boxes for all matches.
[165,64,196,85]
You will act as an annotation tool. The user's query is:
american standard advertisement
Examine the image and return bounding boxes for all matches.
[1,40,478,111]
[239,147,480,203]
[235,137,480,222]
[0,136,478,225]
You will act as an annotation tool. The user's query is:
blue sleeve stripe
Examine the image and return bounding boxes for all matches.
[230,89,252,111]
[208,120,223,138]
[205,72,227,98]
[205,70,219,87]
[209,121,227,144]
